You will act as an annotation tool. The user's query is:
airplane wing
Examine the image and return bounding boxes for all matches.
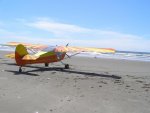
[5,42,115,53]
[3,42,47,59]
[63,46,115,59]
[6,42,48,50]
[66,46,115,53]
[3,42,49,56]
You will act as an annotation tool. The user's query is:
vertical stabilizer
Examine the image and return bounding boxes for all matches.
[15,44,28,66]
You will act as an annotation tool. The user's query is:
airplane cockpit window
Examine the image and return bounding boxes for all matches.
[43,46,56,52]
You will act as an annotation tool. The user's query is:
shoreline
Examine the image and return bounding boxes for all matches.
[0,51,150,113]
[1,48,150,62]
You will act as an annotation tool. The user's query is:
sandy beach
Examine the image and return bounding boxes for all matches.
[0,51,150,113]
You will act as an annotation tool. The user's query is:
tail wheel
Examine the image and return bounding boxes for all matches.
[65,64,69,69]
[45,63,49,67]
[19,67,22,73]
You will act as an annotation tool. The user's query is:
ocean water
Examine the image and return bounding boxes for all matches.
[0,45,15,52]
[0,45,150,62]
[76,51,150,62]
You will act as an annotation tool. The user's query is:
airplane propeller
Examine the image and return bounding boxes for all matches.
[66,43,69,47]
[65,43,71,58]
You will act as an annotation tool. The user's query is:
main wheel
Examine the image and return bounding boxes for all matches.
[65,64,69,69]
[45,63,49,67]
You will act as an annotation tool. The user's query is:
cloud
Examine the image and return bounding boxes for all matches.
[26,19,150,52]
[27,20,90,38]
[0,18,149,52]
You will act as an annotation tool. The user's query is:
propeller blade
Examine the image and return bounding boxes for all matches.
[66,43,69,47]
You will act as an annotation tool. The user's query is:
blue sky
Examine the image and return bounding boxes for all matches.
[0,0,150,52]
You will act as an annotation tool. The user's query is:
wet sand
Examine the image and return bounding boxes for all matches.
[0,51,150,113]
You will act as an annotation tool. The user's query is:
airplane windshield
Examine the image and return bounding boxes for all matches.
[43,46,56,52]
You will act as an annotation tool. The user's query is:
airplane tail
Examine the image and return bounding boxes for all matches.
[15,44,28,66]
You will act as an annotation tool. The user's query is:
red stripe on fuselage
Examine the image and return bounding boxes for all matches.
[15,52,66,66]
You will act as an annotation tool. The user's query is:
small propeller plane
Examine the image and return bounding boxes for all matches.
[2,42,116,72]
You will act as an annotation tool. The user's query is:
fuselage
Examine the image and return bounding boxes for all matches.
[15,45,67,66]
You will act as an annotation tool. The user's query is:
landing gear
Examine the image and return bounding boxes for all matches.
[45,63,49,67]
[65,64,69,69]
[19,66,22,73]
[60,61,70,69]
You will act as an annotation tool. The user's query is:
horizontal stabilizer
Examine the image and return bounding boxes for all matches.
[5,53,15,59]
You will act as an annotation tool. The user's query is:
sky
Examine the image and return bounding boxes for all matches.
[0,0,150,52]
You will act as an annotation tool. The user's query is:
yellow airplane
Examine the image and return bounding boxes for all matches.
[4,42,116,72]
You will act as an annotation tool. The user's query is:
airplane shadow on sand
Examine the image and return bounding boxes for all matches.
[4,63,121,79]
